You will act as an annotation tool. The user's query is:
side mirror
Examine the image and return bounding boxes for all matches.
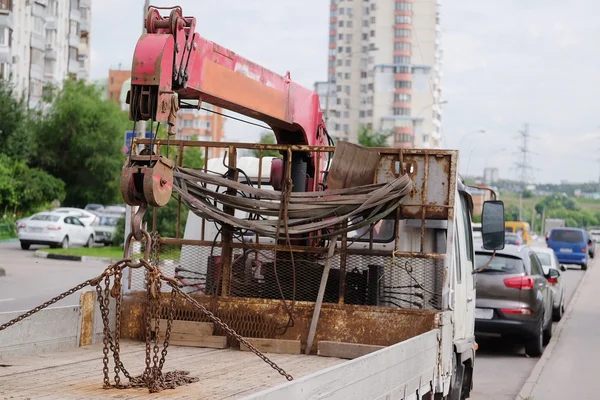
[588,239,593,246]
[481,200,505,251]
[547,268,560,279]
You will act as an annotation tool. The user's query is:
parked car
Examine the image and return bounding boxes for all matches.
[533,247,566,321]
[589,229,600,243]
[103,205,127,214]
[475,244,555,357]
[18,212,95,250]
[547,228,590,270]
[586,231,596,259]
[84,204,104,212]
[92,213,121,246]
[505,232,523,245]
[52,208,98,226]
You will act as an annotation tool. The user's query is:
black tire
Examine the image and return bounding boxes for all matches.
[525,320,544,357]
[560,265,567,271]
[543,317,552,346]
[553,299,565,322]
[581,262,588,271]
[448,355,465,400]
[60,236,69,249]
[84,235,94,248]
[20,241,30,250]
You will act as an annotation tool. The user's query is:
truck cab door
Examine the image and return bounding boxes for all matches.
[453,193,476,340]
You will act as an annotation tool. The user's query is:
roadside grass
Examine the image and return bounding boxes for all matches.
[44,246,182,260]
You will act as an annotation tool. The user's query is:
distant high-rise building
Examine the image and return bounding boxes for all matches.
[483,167,499,185]
[107,69,131,105]
[317,0,443,148]
[0,0,91,108]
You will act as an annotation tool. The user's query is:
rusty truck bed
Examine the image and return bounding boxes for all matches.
[0,340,346,400]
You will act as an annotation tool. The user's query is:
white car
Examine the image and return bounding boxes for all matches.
[52,207,98,226]
[533,247,566,321]
[18,212,95,250]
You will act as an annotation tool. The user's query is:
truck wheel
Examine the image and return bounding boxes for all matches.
[525,321,544,357]
[449,355,464,400]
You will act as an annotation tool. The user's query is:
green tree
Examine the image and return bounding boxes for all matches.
[0,81,37,162]
[358,125,392,147]
[252,131,281,158]
[183,135,205,169]
[32,79,130,207]
[0,154,65,215]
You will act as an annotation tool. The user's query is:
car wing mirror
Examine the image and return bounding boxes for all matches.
[481,200,505,251]
[546,268,560,279]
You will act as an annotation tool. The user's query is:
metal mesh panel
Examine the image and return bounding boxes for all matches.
[129,241,444,312]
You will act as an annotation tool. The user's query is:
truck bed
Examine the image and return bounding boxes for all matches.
[0,340,346,400]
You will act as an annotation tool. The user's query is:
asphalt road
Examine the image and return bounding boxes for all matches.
[0,241,109,313]
[469,241,587,400]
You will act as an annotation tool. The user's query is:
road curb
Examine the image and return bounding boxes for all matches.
[33,250,118,264]
[515,268,590,400]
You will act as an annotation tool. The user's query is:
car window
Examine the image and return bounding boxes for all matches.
[64,217,73,224]
[459,193,473,262]
[73,217,84,226]
[31,215,60,222]
[529,253,544,276]
[550,229,583,243]
[534,252,552,266]
[475,253,525,274]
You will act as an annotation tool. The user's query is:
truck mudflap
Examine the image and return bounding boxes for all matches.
[243,329,440,400]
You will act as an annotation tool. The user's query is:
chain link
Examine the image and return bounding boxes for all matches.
[167,282,294,381]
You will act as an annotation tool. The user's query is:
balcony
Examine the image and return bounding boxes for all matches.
[68,34,80,47]
[0,10,13,29]
[30,33,46,51]
[78,45,88,58]
[67,60,78,75]
[79,0,90,8]
[30,63,44,81]
[80,19,88,33]
[69,8,81,22]
[45,16,56,30]
[31,2,46,18]
[45,46,56,60]
[0,45,11,64]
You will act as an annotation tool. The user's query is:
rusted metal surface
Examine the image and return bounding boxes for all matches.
[120,292,438,353]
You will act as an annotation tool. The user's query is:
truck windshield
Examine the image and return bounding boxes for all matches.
[475,253,525,274]
[550,230,583,243]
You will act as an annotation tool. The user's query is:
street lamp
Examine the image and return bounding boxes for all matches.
[484,147,507,169]
[457,129,486,150]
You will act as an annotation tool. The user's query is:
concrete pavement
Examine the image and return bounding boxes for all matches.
[517,262,598,399]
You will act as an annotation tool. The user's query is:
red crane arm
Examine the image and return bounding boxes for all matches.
[128,6,327,147]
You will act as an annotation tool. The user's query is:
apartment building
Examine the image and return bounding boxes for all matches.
[107,69,130,105]
[317,0,442,149]
[0,0,91,108]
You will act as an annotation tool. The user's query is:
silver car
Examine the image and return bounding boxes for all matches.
[533,247,566,321]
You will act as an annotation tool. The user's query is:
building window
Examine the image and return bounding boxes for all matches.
[395,15,411,24]
[343,124,349,133]
[344,111,349,118]
[395,29,411,37]
[396,66,410,74]
[393,55,411,64]
[367,110,373,117]
[395,133,413,143]
[370,16,376,23]
[346,46,351,53]
[337,59,343,66]
[395,80,412,89]
[339,7,345,14]
[395,2,412,11]
[339,20,344,27]
[347,7,353,17]
[345,85,350,94]
[359,110,365,118]
[394,93,411,102]
[344,72,351,79]
[393,107,411,116]
[370,30,375,37]
[394,42,411,51]
[347,20,353,28]
[0,27,6,46]
[345,59,351,66]
[362,33,368,40]
[338,33,343,39]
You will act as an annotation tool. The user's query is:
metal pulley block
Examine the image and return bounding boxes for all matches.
[120,155,175,208]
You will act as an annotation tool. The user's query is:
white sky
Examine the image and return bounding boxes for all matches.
[91,0,600,184]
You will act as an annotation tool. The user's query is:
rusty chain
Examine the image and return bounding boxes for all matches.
[166,282,294,381]
[0,228,294,391]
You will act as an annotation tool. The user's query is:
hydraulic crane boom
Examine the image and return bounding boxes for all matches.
[127,6,327,148]
[122,6,330,240]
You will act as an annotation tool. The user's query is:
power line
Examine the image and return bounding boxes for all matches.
[514,123,535,188]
